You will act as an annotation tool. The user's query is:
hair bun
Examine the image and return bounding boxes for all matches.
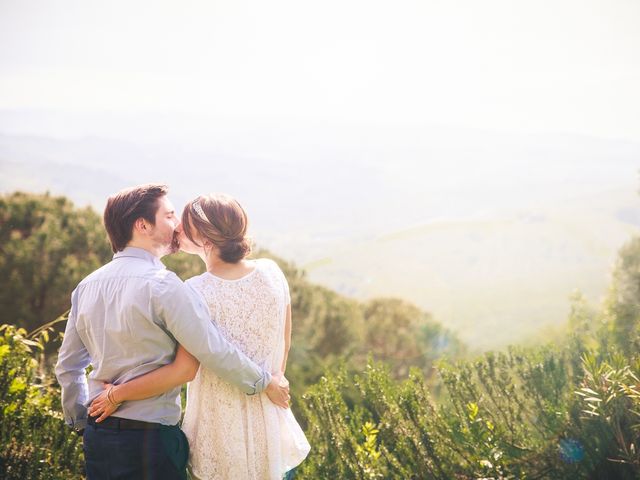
[184,193,252,263]
[218,236,252,263]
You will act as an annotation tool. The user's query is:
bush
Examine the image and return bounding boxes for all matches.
[297,347,640,479]
[577,353,640,477]
[0,324,83,479]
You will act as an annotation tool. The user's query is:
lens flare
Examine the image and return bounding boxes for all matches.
[559,438,584,463]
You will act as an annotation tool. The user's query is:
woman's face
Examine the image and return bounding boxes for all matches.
[177,215,205,255]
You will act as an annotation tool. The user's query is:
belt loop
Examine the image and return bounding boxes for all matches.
[116,418,121,431]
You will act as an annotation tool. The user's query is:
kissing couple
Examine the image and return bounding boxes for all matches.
[55,184,310,479]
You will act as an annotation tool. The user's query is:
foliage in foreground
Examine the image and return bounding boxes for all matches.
[0,325,83,480]
[298,349,639,479]
[1,318,639,479]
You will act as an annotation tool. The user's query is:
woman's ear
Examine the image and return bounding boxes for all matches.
[202,239,219,257]
[202,239,212,252]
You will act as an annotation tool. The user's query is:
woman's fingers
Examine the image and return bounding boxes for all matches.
[88,384,118,419]
[88,394,110,416]
[95,405,117,422]
[88,403,117,422]
[90,398,105,410]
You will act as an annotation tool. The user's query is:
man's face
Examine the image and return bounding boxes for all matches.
[149,196,180,256]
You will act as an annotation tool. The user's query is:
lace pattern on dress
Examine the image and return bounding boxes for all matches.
[181,259,309,480]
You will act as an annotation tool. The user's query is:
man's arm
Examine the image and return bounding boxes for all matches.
[54,289,91,432]
[152,274,289,403]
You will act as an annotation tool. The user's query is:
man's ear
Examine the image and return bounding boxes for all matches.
[134,217,147,233]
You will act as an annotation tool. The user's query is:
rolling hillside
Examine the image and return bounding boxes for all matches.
[1,118,639,349]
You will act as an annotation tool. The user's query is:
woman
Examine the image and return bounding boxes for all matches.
[88,193,310,479]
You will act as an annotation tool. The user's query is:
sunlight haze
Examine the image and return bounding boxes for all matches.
[1,0,639,348]
[1,0,639,140]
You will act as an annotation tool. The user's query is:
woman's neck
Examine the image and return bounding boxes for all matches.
[206,256,255,280]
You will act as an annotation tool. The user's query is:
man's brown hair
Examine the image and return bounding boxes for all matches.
[103,184,169,253]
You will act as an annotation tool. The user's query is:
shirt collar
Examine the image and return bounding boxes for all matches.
[113,246,165,268]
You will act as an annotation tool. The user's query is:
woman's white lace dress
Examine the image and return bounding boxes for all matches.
[181,259,310,480]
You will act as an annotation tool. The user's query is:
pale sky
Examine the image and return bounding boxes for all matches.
[1,0,639,141]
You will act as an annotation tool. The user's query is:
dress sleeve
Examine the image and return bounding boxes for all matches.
[267,259,291,305]
[282,270,291,305]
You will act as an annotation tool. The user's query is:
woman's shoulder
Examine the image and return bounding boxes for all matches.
[254,257,283,274]
[254,258,290,288]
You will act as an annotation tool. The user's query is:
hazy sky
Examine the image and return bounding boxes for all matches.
[1,0,639,141]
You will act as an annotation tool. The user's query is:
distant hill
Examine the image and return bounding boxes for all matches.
[305,188,638,348]
[1,117,639,349]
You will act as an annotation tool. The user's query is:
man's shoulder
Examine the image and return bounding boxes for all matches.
[76,261,113,286]
[77,258,179,289]
[153,268,184,291]
[184,272,206,286]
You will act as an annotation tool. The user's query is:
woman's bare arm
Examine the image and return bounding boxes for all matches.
[281,304,292,374]
[88,345,199,422]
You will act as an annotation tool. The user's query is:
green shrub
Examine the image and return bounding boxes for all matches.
[0,324,83,479]
[577,353,640,477]
[297,347,640,479]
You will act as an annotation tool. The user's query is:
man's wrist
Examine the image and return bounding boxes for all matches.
[71,416,88,434]
[264,370,273,387]
[247,370,272,396]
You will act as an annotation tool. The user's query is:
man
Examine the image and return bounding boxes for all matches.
[55,184,289,480]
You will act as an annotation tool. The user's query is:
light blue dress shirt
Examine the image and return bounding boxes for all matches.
[55,247,271,430]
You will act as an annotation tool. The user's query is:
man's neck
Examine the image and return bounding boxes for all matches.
[125,241,161,258]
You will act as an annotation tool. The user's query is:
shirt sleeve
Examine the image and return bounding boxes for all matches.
[151,273,271,395]
[54,289,90,431]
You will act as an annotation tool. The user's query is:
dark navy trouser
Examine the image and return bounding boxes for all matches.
[83,421,189,480]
